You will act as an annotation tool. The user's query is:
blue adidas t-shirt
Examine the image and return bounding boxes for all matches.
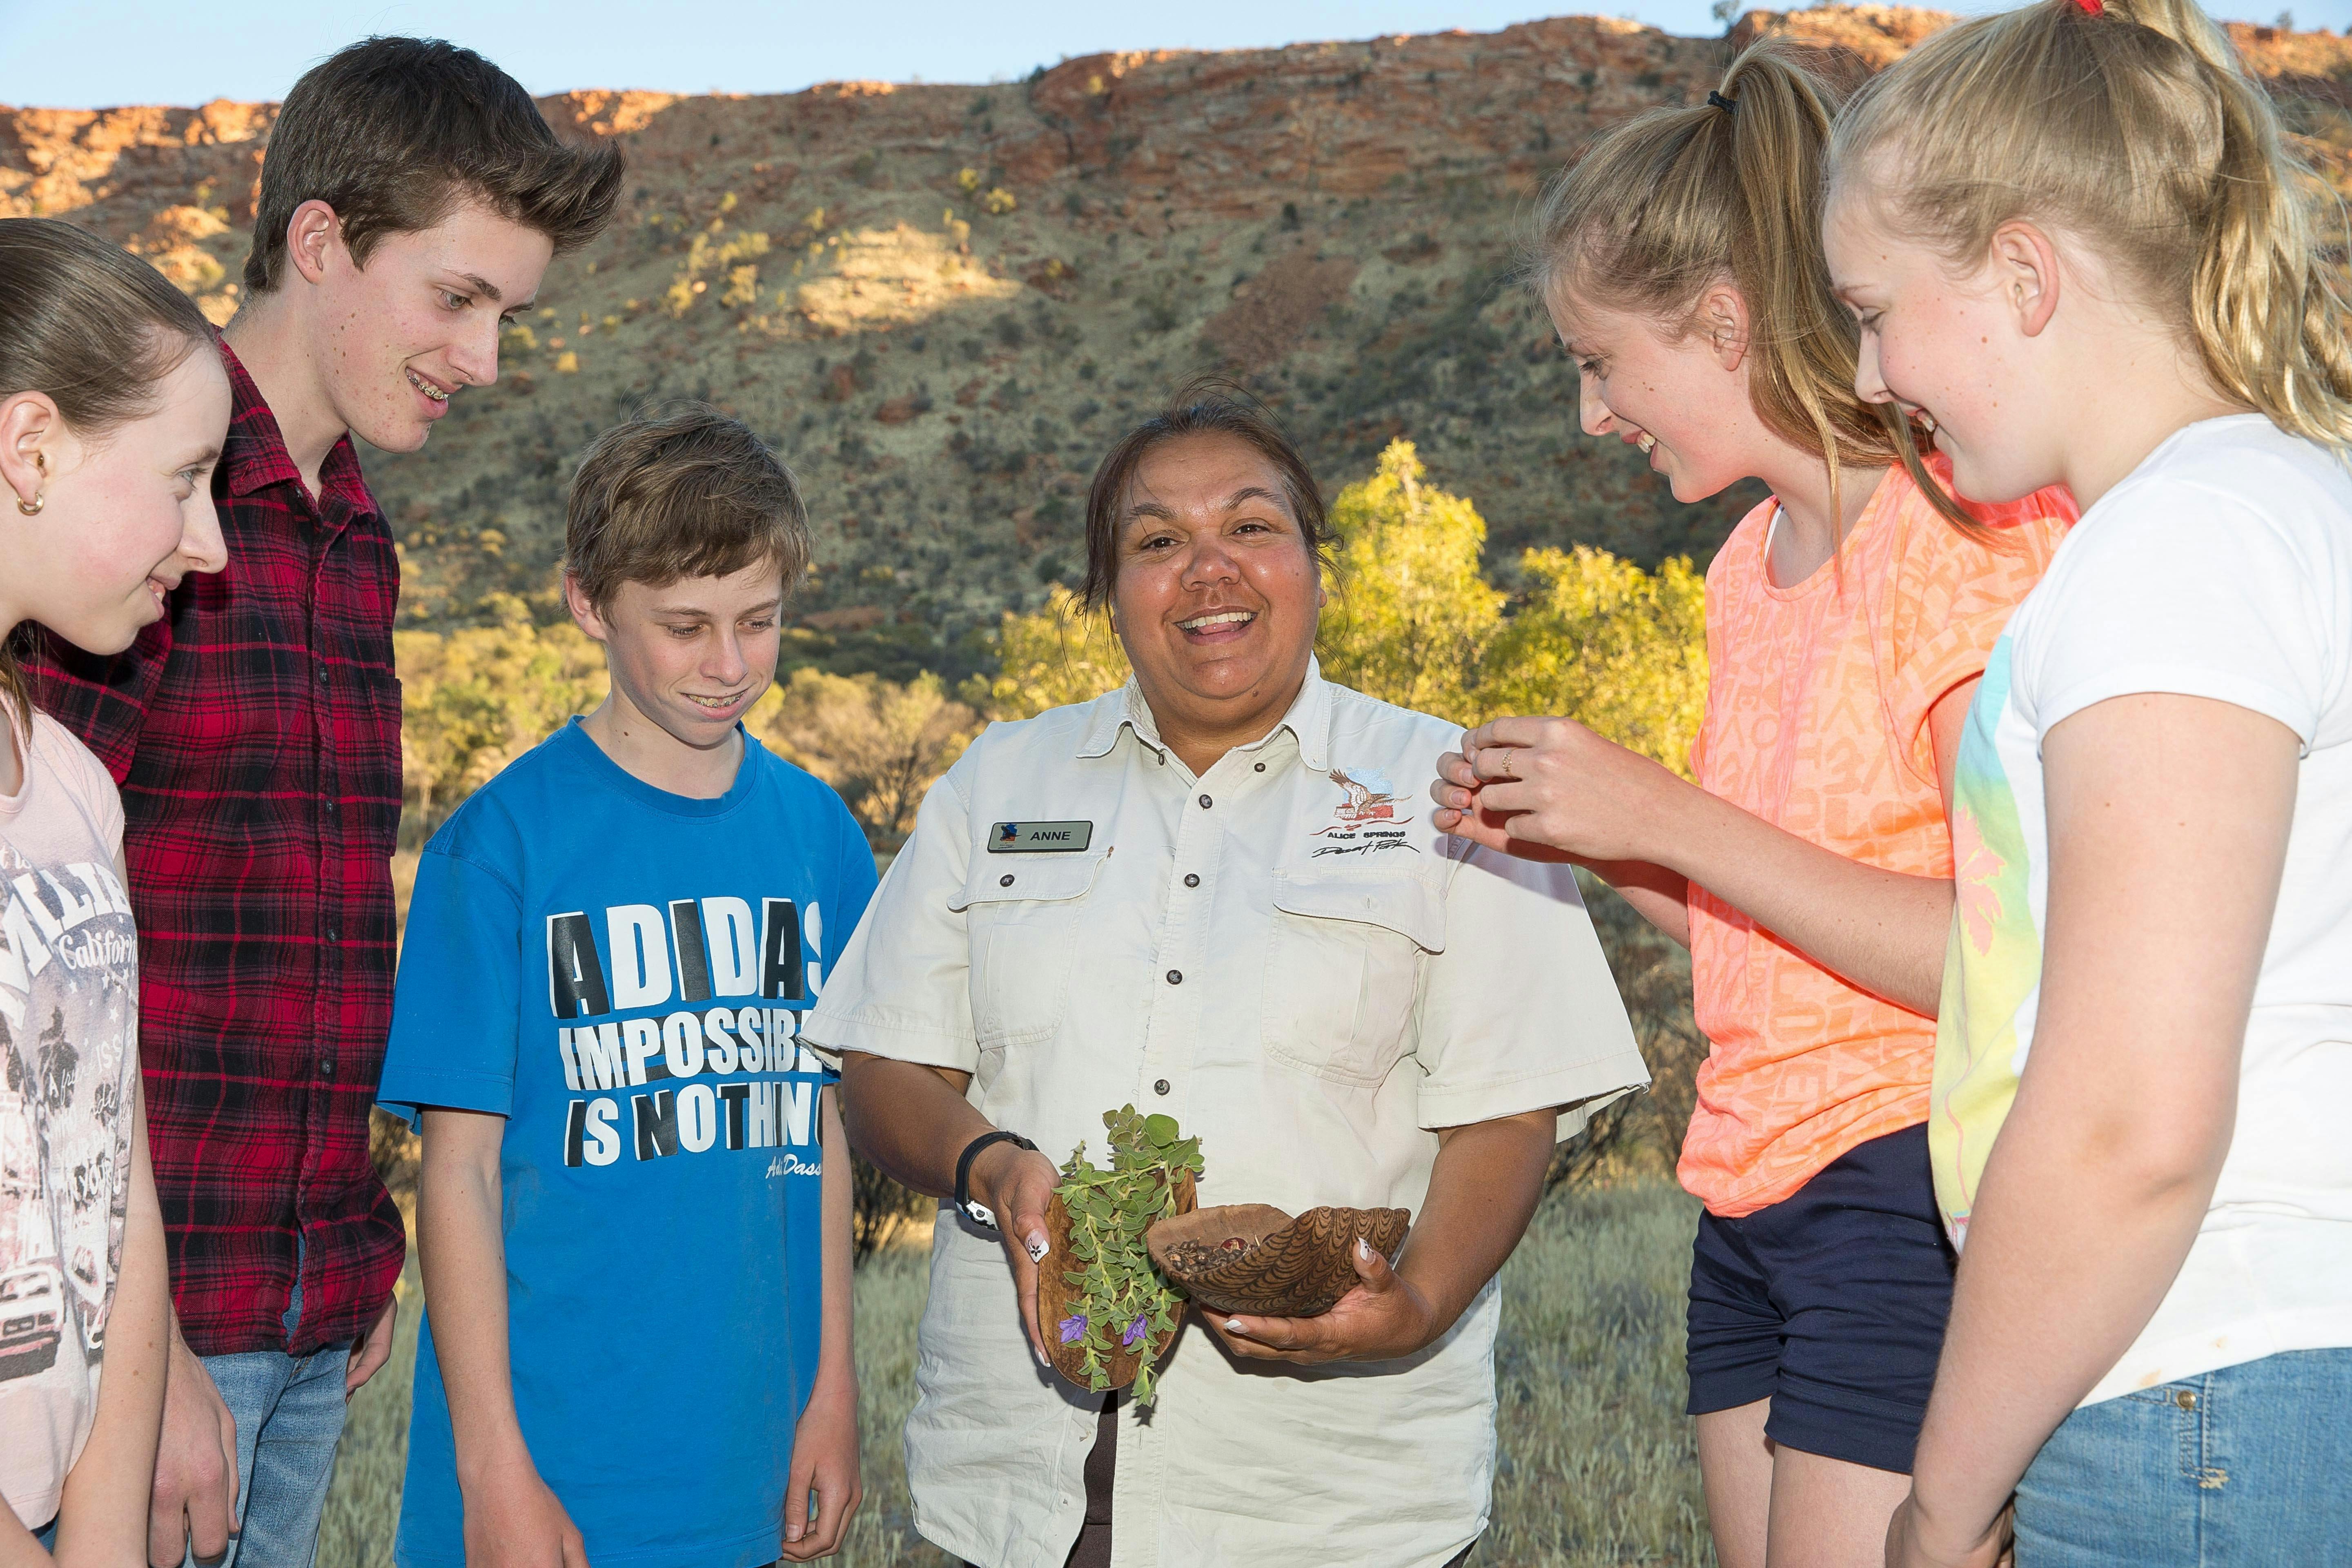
[378,718,876,1568]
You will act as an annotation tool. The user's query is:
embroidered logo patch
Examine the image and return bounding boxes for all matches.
[1312,768,1418,858]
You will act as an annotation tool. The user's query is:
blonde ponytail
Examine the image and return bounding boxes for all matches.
[1829,0,2352,454]
[1528,42,1956,530]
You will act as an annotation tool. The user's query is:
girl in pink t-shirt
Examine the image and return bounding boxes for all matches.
[0,218,228,1555]
[1430,42,2070,1568]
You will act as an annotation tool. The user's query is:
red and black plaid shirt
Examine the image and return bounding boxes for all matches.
[31,339,405,1357]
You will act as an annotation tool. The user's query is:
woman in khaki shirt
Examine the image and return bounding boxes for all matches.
[804,385,1647,1568]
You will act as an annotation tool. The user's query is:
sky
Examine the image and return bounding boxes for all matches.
[2,0,2340,109]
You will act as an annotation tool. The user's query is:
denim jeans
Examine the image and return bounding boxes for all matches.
[2013,1346,2352,1566]
[179,1278,353,1568]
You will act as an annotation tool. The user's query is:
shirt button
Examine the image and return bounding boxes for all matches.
[1165,969,1182,985]
[319,1057,336,1079]
[325,926,341,943]
[324,797,338,814]
[1254,762,1265,773]
[1198,794,1212,809]
[1153,1079,1171,1096]
[316,662,329,685]
[1183,873,1200,889]
[999,873,1014,887]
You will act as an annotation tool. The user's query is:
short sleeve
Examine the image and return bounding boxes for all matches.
[1413,844,1649,1140]
[376,839,526,1128]
[2022,491,2345,753]
[1882,486,2074,785]
[798,764,979,1073]
[802,797,882,1089]
[31,714,125,856]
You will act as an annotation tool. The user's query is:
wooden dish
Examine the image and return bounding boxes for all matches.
[1035,1168,1196,1390]
[1145,1203,1412,1318]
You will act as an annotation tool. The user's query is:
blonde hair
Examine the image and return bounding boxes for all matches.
[1529,41,1930,528]
[1828,0,2352,459]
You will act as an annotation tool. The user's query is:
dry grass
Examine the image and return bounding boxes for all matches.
[318,1181,1710,1567]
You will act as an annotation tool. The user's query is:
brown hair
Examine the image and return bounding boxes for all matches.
[566,405,810,612]
[1080,377,1332,612]
[1828,0,2352,465]
[1527,41,1966,529]
[245,36,625,294]
[0,217,220,730]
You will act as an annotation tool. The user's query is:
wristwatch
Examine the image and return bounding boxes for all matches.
[954,1129,1038,1229]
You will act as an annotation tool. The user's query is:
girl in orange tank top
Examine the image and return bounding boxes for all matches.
[1429,42,2071,1568]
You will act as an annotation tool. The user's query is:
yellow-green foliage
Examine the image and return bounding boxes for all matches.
[966,585,1131,721]
[760,668,982,845]
[1484,547,1708,779]
[665,227,771,316]
[1318,439,1505,721]
[395,622,608,835]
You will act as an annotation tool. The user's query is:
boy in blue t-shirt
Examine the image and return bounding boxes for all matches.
[377,407,873,1567]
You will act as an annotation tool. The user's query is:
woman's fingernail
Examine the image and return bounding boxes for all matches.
[1034,1345,1050,1369]
[1358,1237,1373,1261]
[1026,1233,1050,1262]
[1225,1319,1245,1334]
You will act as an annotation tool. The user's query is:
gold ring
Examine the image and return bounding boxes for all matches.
[1499,747,1516,779]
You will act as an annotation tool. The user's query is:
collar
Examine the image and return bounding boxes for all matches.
[1074,656,1333,772]
[215,336,377,518]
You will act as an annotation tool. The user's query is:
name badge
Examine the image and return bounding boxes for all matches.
[988,820,1093,853]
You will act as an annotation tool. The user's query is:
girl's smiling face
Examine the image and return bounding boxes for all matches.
[1823,188,2062,506]
[1547,285,1766,505]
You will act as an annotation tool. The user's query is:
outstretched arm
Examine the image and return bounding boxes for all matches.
[1431,679,1976,1015]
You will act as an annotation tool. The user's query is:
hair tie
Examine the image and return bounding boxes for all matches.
[1707,90,1737,114]
[2074,0,2103,12]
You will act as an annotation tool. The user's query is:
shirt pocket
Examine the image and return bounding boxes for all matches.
[1261,869,1446,1088]
[948,849,1109,1048]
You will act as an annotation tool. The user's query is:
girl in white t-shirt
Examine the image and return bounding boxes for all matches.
[0,218,229,1559]
[1818,2,2352,1565]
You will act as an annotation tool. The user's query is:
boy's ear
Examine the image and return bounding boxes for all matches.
[563,571,611,644]
[1989,220,2062,340]
[283,199,348,290]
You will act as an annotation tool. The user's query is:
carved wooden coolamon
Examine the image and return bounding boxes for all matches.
[1145,1203,1412,1318]
[1035,1168,1197,1390]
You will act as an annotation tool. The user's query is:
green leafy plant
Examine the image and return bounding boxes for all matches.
[1054,1106,1203,1403]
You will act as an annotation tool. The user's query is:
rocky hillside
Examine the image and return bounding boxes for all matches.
[7,7,2349,681]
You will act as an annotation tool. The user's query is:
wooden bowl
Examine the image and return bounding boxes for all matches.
[1145,1203,1411,1318]
[1035,1168,1196,1390]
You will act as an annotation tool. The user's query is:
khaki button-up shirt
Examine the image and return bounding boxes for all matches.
[804,663,1647,1568]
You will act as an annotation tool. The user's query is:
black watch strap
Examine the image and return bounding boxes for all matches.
[954,1129,1037,1229]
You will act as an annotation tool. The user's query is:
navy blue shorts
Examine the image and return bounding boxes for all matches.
[1684,1122,1956,1474]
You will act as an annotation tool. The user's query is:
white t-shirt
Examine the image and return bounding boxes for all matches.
[0,710,140,1528]
[1931,414,2352,1405]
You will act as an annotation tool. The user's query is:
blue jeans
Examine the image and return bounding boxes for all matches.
[2014,1347,2352,1566]
[182,1335,350,1568]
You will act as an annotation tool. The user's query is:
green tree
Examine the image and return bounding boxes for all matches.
[396,623,610,836]
[764,668,982,845]
[1316,439,1503,721]
[1479,546,1709,778]
[965,585,1129,720]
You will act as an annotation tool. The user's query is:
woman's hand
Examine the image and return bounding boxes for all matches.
[1884,1492,2013,1568]
[969,1140,1067,1368]
[1432,716,1688,865]
[1213,1236,1439,1365]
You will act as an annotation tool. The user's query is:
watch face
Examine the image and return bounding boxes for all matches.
[964,1202,998,1229]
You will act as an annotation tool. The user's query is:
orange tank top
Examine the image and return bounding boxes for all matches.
[1679,462,2073,1217]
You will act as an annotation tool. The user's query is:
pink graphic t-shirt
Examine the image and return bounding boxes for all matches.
[0,710,140,1529]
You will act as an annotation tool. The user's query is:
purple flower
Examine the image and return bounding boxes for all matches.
[1058,1314,1088,1344]
[1122,1315,1149,1348]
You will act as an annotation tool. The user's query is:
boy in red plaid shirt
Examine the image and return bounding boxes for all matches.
[33,37,620,1568]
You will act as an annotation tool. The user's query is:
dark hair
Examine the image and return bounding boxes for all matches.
[244,36,625,294]
[566,405,810,612]
[0,217,220,730]
[1080,378,1330,611]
